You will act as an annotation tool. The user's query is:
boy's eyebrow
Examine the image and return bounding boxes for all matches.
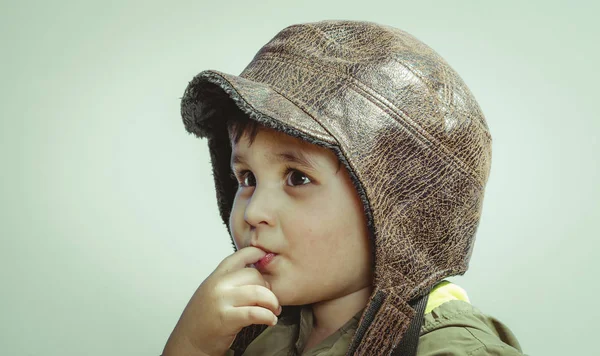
[231,150,317,170]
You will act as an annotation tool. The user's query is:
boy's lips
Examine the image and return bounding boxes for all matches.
[254,252,277,272]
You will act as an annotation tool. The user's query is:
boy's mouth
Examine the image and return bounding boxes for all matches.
[254,253,277,272]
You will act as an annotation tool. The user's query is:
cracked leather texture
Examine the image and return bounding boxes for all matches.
[180,20,492,355]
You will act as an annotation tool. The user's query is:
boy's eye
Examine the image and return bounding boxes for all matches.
[286,169,311,186]
[238,171,256,187]
[233,169,311,188]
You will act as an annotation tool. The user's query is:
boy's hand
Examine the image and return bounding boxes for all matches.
[162,246,281,356]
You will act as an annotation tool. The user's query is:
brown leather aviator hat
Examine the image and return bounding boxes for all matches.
[180,20,492,355]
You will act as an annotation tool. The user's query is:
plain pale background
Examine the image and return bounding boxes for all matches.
[1,1,598,355]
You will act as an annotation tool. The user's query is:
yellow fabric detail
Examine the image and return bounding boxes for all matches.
[425,280,470,314]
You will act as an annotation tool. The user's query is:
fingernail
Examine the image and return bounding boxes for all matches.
[277,306,282,315]
[272,315,278,325]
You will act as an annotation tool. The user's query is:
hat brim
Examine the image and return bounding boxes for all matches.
[180,69,336,145]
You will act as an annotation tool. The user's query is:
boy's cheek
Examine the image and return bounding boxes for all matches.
[231,228,245,249]
[228,220,244,249]
[232,238,243,250]
[229,204,245,245]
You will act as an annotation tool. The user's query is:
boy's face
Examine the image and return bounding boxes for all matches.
[229,126,373,306]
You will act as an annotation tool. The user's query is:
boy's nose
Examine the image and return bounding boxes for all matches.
[243,187,275,228]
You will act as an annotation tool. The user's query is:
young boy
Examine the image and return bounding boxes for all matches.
[163,20,525,356]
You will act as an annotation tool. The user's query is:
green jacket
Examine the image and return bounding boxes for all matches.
[226,282,524,355]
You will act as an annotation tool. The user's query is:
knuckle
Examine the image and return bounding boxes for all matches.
[247,307,264,322]
[217,308,227,330]
[248,268,264,282]
[245,307,256,321]
[212,280,226,296]
[251,285,264,303]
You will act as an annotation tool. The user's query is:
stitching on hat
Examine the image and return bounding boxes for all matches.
[288,23,492,141]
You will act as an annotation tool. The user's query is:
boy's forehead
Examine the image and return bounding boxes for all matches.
[229,126,337,169]
[231,147,316,170]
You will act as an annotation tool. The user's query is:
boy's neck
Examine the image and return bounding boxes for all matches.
[309,286,373,341]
